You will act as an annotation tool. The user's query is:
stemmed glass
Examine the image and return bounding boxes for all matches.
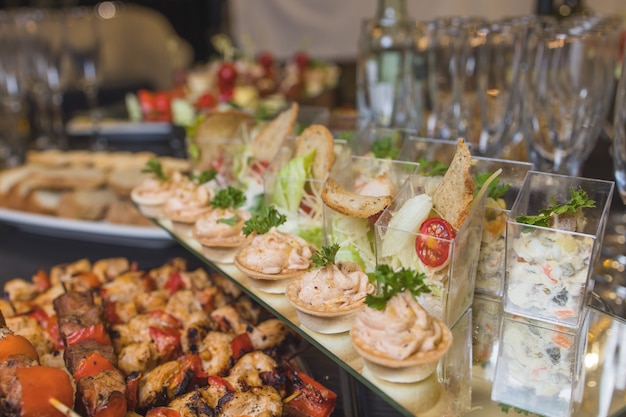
[61,6,103,149]
[523,17,620,176]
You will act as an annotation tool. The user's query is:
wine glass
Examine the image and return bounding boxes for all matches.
[523,17,620,176]
[61,6,103,149]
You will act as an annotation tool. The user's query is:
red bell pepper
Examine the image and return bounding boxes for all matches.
[164,271,186,296]
[287,371,337,417]
[73,351,117,380]
[230,333,254,360]
[149,326,181,361]
[146,407,181,417]
[27,306,64,351]
[66,323,112,347]
[31,268,50,292]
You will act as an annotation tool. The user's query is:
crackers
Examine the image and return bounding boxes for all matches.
[432,139,475,230]
[253,102,298,162]
[322,178,391,219]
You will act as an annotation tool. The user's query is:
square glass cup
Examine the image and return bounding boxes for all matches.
[263,138,352,249]
[491,310,590,417]
[473,157,533,296]
[323,155,419,273]
[374,172,487,326]
[504,171,614,328]
[471,293,503,381]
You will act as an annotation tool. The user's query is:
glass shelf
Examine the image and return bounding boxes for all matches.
[156,218,626,417]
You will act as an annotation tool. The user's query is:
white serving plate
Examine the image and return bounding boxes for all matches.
[0,208,173,248]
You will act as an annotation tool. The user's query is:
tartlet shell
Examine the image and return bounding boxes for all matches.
[350,316,453,383]
[233,252,307,294]
[285,277,371,334]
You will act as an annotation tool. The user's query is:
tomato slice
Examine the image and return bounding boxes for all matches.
[415,217,456,268]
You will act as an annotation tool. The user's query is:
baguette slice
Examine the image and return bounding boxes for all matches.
[253,102,298,162]
[432,139,475,230]
[295,124,335,182]
[0,165,38,207]
[322,178,391,219]
[56,188,116,221]
[24,189,64,215]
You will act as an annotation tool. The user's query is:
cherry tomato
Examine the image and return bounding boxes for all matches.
[217,62,238,89]
[0,333,39,362]
[256,50,275,68]
[415,217,456,268]
[137,89,156,114]
[293,51,310,69]
[17,365,74,417]
[194,92,217,110]
[154,92,171,114]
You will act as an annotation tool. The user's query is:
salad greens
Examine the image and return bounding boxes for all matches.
[311,243,341,268]
[330,214,375,272]
[516,188,595,228]
[474,172,510,200]
[211,186,246,209]
[242,205,286,236]
[141,159,168,181]
[365,264,430,310]
[272,149,315,214]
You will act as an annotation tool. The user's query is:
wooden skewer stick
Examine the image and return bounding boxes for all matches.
[49,397,81,417]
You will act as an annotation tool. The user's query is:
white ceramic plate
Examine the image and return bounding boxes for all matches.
[0,208,173,248]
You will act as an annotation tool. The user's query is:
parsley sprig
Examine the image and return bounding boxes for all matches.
[242,205,286,236]
[190,169,217,185]
[364,265,431,311]
[371,136,400,160]
[417,158,449,177]
[141,159,168,181]
[474,171,510,200]
[311,244,340,268]
[515,187,595,228]
[211,186,246,209]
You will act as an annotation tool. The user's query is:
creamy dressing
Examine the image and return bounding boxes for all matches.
[297,263,372,309]
[238,227,313,274]
[162,182,214,223]
[193,208,251,244]
[352,291,447,360]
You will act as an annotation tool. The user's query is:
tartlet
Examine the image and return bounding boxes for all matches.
[162,181,214,235]
[130,171,186,218]
[192,207,252,264]
[233,227,315,293]
[350,291,452,383]
[285,262,375,334]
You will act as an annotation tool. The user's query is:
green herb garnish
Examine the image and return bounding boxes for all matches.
[141,159,168,181]
[218,214,240,226]
[364,265,430,310]
[211,186,246,209]
[242,205,287,236]
[474,171,510,200]
[336,130,354,142]
[311,243,340,268]
[417,158,449,177]
[190,168,217,185]
[499,403,543,416]
[371,136,400,159]
[515,187,595,228]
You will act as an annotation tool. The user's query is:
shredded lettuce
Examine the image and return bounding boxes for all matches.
[272,149,315,214]
[330,213,376,272]
[380,194,432,270]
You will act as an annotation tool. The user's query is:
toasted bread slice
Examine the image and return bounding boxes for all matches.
[322,178,391,218]
[107,167,152,197]
[295,124,335,182]
[24,189,63,215]
[0,165,37,204]
[56,188,116,221]
[432,139,475,230]
[253,102,298,162]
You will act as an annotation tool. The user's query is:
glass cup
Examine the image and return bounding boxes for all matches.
[613,46,626,204]
[504,171,614,328]
[473,157,533,296]
[491,310,590,417]
[323,155,419,272]
[471,294,503,381]
[523,18,620,176]
[374,171,487,326]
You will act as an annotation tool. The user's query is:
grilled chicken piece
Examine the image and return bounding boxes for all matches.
[92,258,130,282]
[167,384,228,416]
[198,331,233,376]
[3,279,38,303]
[102,271,149,304]
[210,305,248,334]
[0,300,15,318]
[31,283,65,317]
[5,315,53,358]
[216,386,282,417]
[225,352,278,390]
[248,319,290,351]
[138,360,190,409]
[49,258,91,286]
[165,290,203,323]
[118,341,157,375]
[148,258,188,289]
[134,290,168,314]
[180,311,220,354]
